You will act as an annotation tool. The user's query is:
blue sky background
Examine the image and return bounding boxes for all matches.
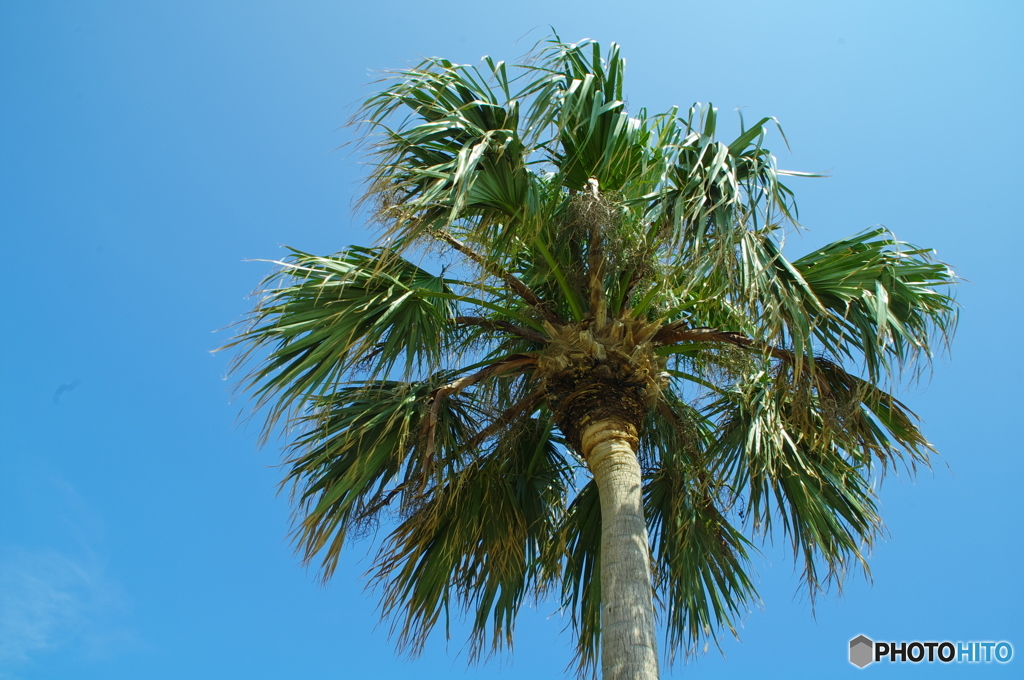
[1,1,1021,678]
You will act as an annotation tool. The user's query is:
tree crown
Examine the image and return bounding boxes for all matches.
[226,35,957,674]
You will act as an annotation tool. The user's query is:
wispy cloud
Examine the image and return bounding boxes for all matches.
[0,547,135,665]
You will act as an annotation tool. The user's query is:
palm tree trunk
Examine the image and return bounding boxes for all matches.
[582,419,659,680]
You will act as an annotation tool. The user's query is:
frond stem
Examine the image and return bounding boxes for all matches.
[653,323,792,362]
[453,316,550,344]
[463,386,546,451]
[437,231,563,325]
[421,353,539,461]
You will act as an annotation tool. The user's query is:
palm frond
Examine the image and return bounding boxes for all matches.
[559,479,602,677]
[361,56,532,252]
[284,376,478,579]
[707,368,906,598]
[793,228,958,381]
[227,247,458,434]
[372,413,569,659]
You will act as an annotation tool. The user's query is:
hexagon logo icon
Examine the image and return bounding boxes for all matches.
[850,635,874,668]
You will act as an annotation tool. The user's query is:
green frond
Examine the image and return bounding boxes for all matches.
[542,41,648,192]
[734,230,825,372]
[641,397,758,662]
[284,377,479,579]
[793,228,958,381]
[361,57,533,251]
[559,480,602,677]
[708,373,894,597]
[641,105,800,264]
[646,475,757,661]
[228,247,458,433]
[667,226,959,385]
[371,414,569,660]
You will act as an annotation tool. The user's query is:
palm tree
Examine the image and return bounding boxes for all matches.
[227,36,957,680]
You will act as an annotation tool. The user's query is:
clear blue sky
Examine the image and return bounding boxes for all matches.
[1,1,1021,678]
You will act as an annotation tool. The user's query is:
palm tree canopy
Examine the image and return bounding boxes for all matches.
[226,36,957,674]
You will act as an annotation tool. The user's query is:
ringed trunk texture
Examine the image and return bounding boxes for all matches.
[582,419,659,680]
